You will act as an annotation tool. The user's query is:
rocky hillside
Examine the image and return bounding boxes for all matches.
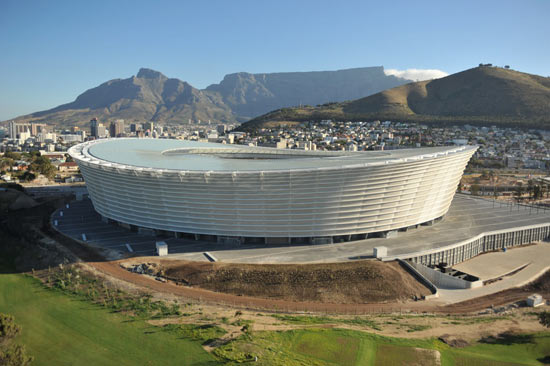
[7,67,410,127]
[239,66,550,131]
[16,68,234,127]
[206,67,407,119]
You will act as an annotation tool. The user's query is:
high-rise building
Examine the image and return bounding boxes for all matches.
[144,122,154,132]
[216,124,227,135]
[8,121,17,139]
[109,120,125,138]
[30,123,47,136]
[97,125,107,138]
[90,117,109,139]
[8,121,46,138]
[37,132,56,143]
[90,118,100,138]
[18,130,31,143]
[77,130,87,140]
[130,123,142,133]
[90,118,108,138]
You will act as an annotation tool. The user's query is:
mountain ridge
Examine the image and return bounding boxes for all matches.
[238,66,550,131]
[6,66,411,127]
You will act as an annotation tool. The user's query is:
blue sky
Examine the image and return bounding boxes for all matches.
[1,0,548,120]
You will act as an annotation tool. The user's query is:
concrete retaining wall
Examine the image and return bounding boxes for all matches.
[408,261,482,289]
[384,223,550,266]
[397,259,439,298]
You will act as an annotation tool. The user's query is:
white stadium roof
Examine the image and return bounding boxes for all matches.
[79,138,477,172]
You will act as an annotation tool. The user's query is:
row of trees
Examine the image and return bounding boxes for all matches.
[464,179,550,202]
[514,180,550,201]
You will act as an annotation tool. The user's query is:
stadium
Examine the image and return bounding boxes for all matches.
[68,139,477,245]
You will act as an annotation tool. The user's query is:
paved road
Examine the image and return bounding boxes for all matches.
[52,194,550,264]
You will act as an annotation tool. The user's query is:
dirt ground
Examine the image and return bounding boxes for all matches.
[144,259,432,304]
[4,186,549,318]
[147,301,549,346]
[91,259,433,314]
[88,256,550,316]
[38,259,549,346]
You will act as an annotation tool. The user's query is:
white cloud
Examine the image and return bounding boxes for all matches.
[384,68,448,81]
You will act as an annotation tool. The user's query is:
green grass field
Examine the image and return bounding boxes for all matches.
[2,269,550,366]
[216,328,550,366]
[0,272,217,366]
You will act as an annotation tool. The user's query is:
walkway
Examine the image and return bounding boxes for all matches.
[433,243,550,304]
[52,195,550,264]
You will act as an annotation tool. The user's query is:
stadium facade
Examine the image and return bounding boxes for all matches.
[69,139,477,244]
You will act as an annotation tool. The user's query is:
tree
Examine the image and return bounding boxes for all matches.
[527,179,534,200]
[18,172,36,183]
[0,158,14,171]
[515,182,524,202]
[0,313,20,341]
[0,344,32,366]
[29,156,55,180]
[0,313,33,366]
[539,311,550,328]
[534,185,542,200]
[471,184,480,196]
[2,152,21,161]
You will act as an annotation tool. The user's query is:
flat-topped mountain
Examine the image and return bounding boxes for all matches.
[239,66,550,131]
[8,67,410,127]
[206,67,407,119]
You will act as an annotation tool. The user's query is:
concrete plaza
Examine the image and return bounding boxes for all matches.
[52,194,550,264]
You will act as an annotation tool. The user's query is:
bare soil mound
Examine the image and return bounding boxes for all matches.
[158,260,431,304]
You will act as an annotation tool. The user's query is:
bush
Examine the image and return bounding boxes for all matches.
[0,313,33,366]
[166,324,227,345]
[3,152,21,161]
[30,156,56,180]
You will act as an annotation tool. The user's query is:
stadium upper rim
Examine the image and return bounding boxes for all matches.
[68,138,478,173]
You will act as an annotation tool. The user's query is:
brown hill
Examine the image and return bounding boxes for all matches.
[239,66,550,131]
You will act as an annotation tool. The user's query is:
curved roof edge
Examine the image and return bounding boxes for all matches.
[69,138,478,175]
